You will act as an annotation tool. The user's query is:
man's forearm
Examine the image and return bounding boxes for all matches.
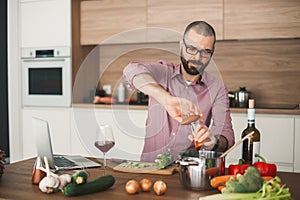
[132,73,202,123]
[213,135,228,152]
[132,73,172,105]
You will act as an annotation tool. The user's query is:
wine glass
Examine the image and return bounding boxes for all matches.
[94,124,115,174]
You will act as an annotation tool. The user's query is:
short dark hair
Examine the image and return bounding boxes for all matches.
[184,21,216,42]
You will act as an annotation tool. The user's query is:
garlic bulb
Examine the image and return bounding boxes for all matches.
[38,157,60,194]
[39,175,60,193]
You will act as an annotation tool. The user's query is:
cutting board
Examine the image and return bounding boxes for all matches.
[113,162,179,175]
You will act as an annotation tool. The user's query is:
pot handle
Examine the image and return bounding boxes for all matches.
[175,160,198,166]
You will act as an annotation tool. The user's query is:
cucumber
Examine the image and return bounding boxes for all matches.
[72,170,89,185]
[62,175,115,196]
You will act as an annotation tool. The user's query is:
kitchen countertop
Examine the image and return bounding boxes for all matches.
[72,103,300,115]
[1,158,299,200]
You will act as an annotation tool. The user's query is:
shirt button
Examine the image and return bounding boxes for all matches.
[172,132,176,136]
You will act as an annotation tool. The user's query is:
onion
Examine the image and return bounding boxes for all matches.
[139,178,152,192]
[125,179,139,194]
[153,180,167,196]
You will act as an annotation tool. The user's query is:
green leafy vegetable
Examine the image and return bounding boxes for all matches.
[201,174,291,200]
[222,166,263,193]
[120,161,155,168]
[155,151,174,169]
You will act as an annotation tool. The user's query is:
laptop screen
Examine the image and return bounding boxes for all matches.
[32,117,56,169]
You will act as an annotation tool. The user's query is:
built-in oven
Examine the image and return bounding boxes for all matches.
[21,47,72,107]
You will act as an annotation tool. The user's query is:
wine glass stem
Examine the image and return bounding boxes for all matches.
[103,152,106,175]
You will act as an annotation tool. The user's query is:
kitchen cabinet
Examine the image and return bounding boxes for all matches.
[224,0,300,39]
[80,0,222,45]
[80,0,147,45]
[20,0,71,47]
[147,0,223,40]
[21,108,71,160]
[294,117,300,172]
[226,113,295,172]
[20,105,298,172]
[70,107,147,161]
[80,0,300,45]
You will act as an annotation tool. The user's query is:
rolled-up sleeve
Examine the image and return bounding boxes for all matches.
[123,62,151,90]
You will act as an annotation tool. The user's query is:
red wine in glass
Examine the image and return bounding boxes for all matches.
[94,124,115,174]
[94,141,115,153]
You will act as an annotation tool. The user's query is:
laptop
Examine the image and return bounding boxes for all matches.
[32,117,101,171]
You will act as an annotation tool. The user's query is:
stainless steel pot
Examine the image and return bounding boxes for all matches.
[177,150,225,190]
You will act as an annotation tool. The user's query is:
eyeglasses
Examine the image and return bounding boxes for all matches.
[183,38,213,58]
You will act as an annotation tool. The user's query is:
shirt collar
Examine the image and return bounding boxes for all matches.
[173,64,207,86]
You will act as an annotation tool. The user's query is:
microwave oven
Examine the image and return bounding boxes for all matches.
[21,47,72,107]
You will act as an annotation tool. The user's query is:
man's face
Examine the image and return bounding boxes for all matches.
[180,29,215,75]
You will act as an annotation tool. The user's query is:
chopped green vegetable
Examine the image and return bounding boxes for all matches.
[155,151,174,169]
[222,166,263,193]
[120,161,155,168]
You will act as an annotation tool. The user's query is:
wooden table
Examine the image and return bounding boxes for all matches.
[0,158,299,200]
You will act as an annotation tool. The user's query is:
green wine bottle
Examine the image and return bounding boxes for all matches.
[241,99,261,164]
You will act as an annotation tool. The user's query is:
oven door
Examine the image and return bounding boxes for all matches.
[22,57,71,107]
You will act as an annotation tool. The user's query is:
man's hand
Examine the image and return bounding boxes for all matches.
[192,124,216,150]
[164,96,203,123]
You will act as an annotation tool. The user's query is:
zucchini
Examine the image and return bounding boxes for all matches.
[72,170,89,185]
[62,175,115,196]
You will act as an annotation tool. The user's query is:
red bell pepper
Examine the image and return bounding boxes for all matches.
[253,154,277,177]
[228,159,251,175]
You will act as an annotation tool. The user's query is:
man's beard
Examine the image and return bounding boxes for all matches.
[180,56,210,76]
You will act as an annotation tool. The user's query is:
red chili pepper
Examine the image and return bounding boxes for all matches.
[228,159,251,175]
[253,154,277,177]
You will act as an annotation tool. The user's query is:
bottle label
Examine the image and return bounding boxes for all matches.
[252,141,260,163]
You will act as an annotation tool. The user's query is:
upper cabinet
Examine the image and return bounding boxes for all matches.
[20,0,71,48]
[147,0,223,40]
[224,0,300,39]
[80,0,223,45]
[80,0,300,45]
[80,0,147,45]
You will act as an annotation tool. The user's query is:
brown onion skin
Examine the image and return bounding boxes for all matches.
[153,180,167,196]
[139,178,152,192]
[125,180,139,194]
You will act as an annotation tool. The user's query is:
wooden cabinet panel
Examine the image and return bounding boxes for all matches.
[80,0,147,45]
[213,39,300,108]
[224,0,300,39]
[147,0,223,40]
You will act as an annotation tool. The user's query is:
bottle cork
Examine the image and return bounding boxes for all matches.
[249,99,255,109]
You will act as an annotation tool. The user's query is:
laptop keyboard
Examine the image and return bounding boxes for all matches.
[54,156,77,167]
